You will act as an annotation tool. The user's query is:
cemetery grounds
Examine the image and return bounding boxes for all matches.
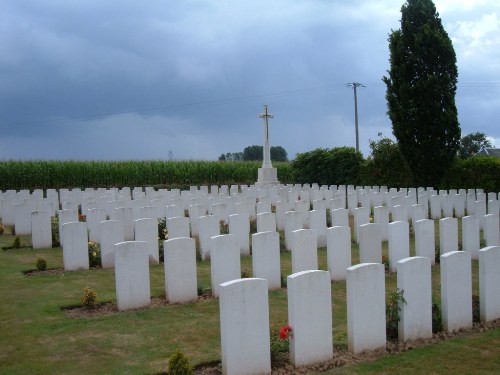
[0,221,499,374]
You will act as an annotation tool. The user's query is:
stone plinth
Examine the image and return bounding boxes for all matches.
[256,167,279,187]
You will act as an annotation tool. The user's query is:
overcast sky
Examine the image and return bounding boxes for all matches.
[1,0,499,161]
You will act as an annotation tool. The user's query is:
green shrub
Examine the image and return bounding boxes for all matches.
[241,268,251,278]
[472,294,480,323]
[432,298,443,333]
[12,236,21,249]
[358,137,413,187]
[386,288,406,340]
[51,216,60,247]
[382,255,390,272]
[440,156,500,192]
[81,286,97,310]
[292,147,363,185]
[219,220,229,234]
[270,323,292,363]
[250,217,257,234]
[88,241,101,268]
[158,218,167,263]
[167,350,193,375]
[36,258,47,271]
[0,224,4,235]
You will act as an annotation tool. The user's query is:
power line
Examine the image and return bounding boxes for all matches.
[2,81,498,130]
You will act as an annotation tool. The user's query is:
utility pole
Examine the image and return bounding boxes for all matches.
[347,82,365,153]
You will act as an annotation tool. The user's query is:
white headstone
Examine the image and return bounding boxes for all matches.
[86,208,107,243]
[479,246,500,322]
[229,214,250,256]
[252,231,281,290]
[112,207,135,241]
[308,209,327,248]
[347,263,386,354]
[210,234,241,297]
[388,221,410,272]
[284,211,304,251]
[462,215,480,260]
[219,278,271,375]
[134,218,159,264]
[14,202,34,235]
[374,206,389,241]
[441,251,472,331]
[331,208,349,228]
[166,216,190,239]
[256,212,277,233]
[198,215,220,260]
[484,214,500,246]
[359,223,381,264]
[99,220,125,268]
[165,205,184,220]
[288,270,333,367]
[164,237,198,304]
[415,219,435,265]
[31,210,52,249]
[326,226,351,281]
[397,257,432,342]
[439,217,458,255]
[291,229,318,274]
[353,206,369,243]
[114,241,151,311]
[62,222,89,271]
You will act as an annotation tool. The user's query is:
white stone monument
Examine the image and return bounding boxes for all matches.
[219,278,271,375]
[256,105,279,186]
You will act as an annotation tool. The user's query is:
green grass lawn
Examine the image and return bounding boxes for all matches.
[0,225,498,375]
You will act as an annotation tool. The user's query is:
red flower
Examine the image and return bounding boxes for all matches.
[79,214,86,222]
[279,325,293,340]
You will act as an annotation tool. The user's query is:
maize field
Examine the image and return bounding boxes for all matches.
[0,160,294,190]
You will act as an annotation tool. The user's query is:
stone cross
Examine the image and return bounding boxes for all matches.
[259,105,273,168]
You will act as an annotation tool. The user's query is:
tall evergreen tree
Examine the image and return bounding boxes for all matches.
[383,0,460,187]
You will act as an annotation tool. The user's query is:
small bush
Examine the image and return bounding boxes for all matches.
[0,224,4,235]
[386,289,406,340]
[472,294,480,323]
[219,220,229,234]
[158,218,168,263]
[36,258,47,271]
[88,241,101,268]
[435,245,441,265]
[158,218,168,240]
[51,216,60,247]
[432,299,443,333]
[270,324,292,362]
[280,274,287,288]
[167,350,193,375]
[382,255,390,272]
[250,217,257,234]
[241,268,251,278]
[81,286,97,310]
[12,236,21,249]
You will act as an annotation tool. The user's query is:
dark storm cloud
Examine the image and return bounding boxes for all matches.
[1,1,499,160]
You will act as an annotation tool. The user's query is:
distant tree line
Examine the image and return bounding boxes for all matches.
[219,145,288,162]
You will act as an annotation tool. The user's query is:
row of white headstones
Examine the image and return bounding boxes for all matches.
[1,185,500,373]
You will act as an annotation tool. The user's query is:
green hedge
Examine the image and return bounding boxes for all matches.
[439,156,500,192]
[292,147,363,186]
